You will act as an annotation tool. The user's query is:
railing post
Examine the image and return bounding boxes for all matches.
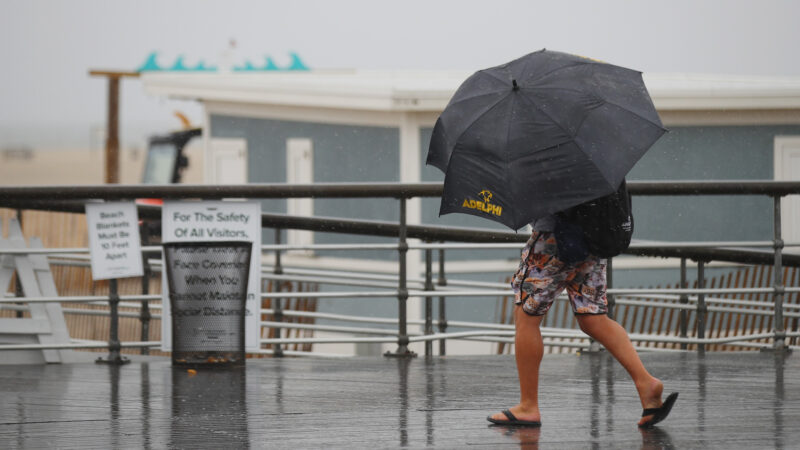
[424,246,434,356]
[14,209,23,318]
[679,257,689,350]
[386,197,415,357]
[696,260,707,354]
[139,258,152,355]
[273,228,284,358]
[137,224,153,355]
[97,278,130,365]
[770,195,789,353]
[437,246,447,356]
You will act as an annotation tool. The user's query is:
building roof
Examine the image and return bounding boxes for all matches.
[142,70,800,112]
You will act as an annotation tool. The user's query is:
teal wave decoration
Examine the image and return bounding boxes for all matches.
[137,51,310,72]
[286,52,309,71]
[264,56,281,71]
[137,51,162,71]
[170,55,189,71]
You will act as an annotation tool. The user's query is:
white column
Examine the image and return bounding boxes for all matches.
[774,136,800,254]
[399,112,424,352]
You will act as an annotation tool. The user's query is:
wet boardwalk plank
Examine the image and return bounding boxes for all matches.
[0,351,798,449]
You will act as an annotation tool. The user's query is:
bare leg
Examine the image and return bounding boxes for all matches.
[575,314,664,426]
[490,306,544,423]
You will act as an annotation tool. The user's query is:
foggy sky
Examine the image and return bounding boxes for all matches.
[2,0,800,149]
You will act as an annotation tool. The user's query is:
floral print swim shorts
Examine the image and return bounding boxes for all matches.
[512,231,608,316]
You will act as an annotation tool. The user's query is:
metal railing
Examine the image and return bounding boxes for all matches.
[1,180,800,361]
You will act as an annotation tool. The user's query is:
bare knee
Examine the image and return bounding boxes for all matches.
[514,305,544,327]
[575,314,609,335]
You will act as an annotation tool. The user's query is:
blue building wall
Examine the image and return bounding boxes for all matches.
[210,114,400,250]
[628,125,800,241]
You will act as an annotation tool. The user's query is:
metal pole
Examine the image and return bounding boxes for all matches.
[273,228,284,357]
[437,246,447,356]
[139,259,151,355]
[386,197,414,357]
[14,209,23,318]
[771,196,787,351]
[679,257,688,350]
[138,226,151,355]
[96,279,129,364]
[696,261,707,353]
[424,247,434,356]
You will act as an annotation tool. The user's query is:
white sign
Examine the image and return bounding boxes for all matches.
[85,202,143,280]
[161,201,262,351]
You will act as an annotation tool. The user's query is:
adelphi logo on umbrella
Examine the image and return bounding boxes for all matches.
[462,190,502,217]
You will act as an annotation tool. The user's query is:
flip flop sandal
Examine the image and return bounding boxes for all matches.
[639,392,679,428]
[487,409,542,427]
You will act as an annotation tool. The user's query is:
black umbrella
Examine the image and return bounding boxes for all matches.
[427,49,666,230]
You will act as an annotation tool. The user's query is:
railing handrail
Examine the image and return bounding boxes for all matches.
[2,179,799,357]
[4,179,800,200]
[3,202,800,266]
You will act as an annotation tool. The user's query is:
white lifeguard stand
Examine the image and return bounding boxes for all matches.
[1,218,73,364]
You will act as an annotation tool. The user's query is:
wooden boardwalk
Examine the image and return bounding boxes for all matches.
[0,351,797,449]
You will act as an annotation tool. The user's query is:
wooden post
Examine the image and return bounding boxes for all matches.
[88,70,139,184]
[105,77,120,184]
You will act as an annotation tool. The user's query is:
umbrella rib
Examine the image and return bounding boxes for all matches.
[571,138,617,190]
[600,99,667,131]
[445,87,513,110]
[449,91,514,153]
[504,91,518,228]
[515,92,615,191]
[515,93,574,140]
[518,66,663,130]
[479,68,512,85]
[521,86,587,96]
[522,60,594,86]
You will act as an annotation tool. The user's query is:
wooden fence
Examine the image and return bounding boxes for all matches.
[495,264,800,354]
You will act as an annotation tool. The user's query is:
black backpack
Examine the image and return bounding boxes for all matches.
[557,180,634,258]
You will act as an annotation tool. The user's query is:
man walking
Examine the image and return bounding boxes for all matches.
[487,217,678,428]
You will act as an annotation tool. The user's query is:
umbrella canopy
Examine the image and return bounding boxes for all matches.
[427,49,666,230]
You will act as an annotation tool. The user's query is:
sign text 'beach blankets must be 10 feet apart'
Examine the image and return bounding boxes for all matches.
[161,201,262,352]
[85,202,144,280]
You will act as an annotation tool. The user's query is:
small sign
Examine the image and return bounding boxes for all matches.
[161,201,262,351]
[85,202,143,280]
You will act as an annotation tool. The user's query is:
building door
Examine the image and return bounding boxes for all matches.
[774,136,800,252]
[209,138,247,184]
[286,138,314,252]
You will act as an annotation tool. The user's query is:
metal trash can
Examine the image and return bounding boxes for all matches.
[163,241,252,366]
